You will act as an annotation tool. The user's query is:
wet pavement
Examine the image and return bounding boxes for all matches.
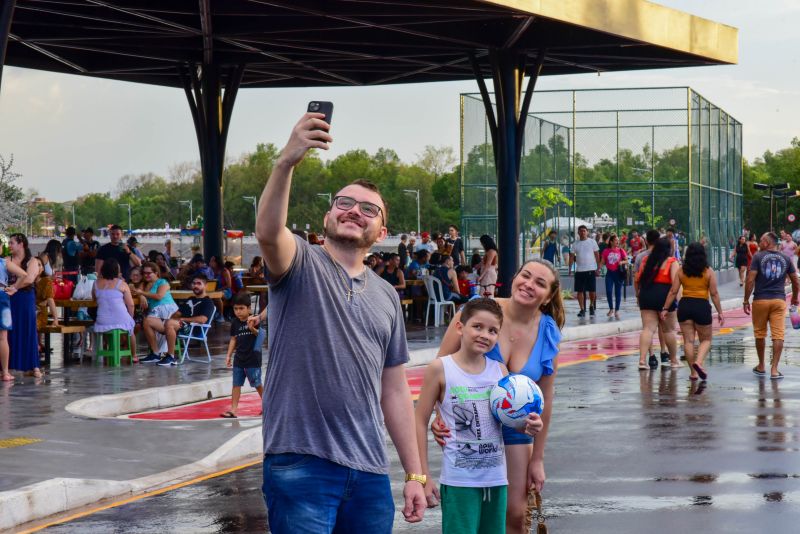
[24,323,800,533]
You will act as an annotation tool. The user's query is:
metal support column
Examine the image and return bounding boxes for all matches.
[469,49,544,297]
[0,0,17,95]
[180,62,244,260]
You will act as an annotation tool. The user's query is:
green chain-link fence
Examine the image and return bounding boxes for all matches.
[461,87,742,270]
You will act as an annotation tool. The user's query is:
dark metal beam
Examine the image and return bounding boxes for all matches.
[9,32,87,72]
[0,0,17,95]
[199,0,213,65]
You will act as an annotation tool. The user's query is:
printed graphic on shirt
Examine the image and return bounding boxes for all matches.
[449,385,503,470]
[761,253,788,281]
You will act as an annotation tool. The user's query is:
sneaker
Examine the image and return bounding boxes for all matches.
[660,352,669,363]
[157,355,176,366]
[140,353,161,364]
[648,354,658,369]
[589,306,595,316]
[577,310,586,318]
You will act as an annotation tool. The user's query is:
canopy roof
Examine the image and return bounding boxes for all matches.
[6,0,737,88]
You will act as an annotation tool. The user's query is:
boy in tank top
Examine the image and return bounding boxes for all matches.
[415,298,543,534]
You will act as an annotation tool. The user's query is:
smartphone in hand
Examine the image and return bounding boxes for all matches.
[307,101,333,128]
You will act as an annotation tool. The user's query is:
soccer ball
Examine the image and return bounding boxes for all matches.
[490,374,544,430]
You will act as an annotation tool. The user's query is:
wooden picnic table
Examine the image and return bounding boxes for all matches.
[244,284,269,292]
[55,299,97,309]
[405,279,424,286]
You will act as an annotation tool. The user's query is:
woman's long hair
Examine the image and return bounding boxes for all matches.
[479,235,497,251]
[515,259,565,329]
[43,239,63,269]
[9,233,32,270]
[640,237,672,288]
[682,243,708,278]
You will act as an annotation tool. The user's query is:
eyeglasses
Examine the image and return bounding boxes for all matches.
[142,271,155,276]
[332,195,383,221]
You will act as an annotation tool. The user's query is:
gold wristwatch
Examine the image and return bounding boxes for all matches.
[405,473,427,485]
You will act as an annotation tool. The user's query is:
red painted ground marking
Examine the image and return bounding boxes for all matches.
[129,394,262,420]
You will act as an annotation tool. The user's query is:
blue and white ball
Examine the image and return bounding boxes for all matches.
[490,374,544,430]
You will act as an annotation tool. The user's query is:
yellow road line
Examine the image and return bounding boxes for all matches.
[20,459,262,533]
[0,437,42,449]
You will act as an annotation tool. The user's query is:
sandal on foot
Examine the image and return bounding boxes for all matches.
[220,411,238,418]
[638,363,649,371]
[689,375,699,381]
[692,363,707,381]
[752,366,766,377]
[770,372,784,380]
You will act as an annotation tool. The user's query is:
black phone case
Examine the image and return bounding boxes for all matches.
[307,101,333,126]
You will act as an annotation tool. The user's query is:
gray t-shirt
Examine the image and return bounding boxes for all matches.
[263,236,409,474]
[750,249,795,300]
[634,249,651,276]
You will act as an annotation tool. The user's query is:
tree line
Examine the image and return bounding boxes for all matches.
[12,145,459,237]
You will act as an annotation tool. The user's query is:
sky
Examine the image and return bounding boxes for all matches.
[1,1,798,202]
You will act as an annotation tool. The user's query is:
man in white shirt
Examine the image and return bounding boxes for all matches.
[420,232,436,254]
[571,225,600,317]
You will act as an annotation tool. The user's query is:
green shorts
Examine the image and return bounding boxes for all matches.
[441,484,507,534]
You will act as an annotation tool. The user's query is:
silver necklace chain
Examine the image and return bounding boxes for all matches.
[321,246,368,302]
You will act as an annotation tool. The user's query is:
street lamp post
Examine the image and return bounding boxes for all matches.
[242,196,257,232]
[754,183,790,232]
[316,192,332,205]
[403,189,420,236]
[179,200,193,226]
[775,190,800,226]
[64,203,75,227]
[119,203,132,233]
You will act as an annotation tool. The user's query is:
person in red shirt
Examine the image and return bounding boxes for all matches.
[628,230,645,259]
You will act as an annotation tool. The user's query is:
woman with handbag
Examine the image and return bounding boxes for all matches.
[7,233,43,378]
[601,234,628,319]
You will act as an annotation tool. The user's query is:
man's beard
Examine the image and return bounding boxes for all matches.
[324,216,379,250]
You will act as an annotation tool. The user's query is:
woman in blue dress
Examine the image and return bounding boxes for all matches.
[432,258,565,534]
[7,233,43,378]
[0,236,27,381]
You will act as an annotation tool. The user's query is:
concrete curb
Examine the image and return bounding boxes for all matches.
[66,377,256,419]
[406,296,745,367]
[0,427,262,531]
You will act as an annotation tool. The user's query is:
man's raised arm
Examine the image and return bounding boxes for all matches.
[256,113,332,278]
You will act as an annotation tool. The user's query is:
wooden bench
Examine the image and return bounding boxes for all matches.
[41,324,87,367]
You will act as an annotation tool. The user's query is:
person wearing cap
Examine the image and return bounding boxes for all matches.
[127,236,145,262]
[420,232,436,255]
[179,254,215,288]
[96,224,141,281]
[79,227,100,275]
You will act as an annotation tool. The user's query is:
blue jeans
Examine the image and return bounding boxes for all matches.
[262,453,394,534]
[605,269,624,311]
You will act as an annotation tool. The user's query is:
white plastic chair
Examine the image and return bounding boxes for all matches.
[423,275,456,327]
[178,308,216,364]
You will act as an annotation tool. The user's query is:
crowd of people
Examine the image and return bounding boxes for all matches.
[0,222,270,378]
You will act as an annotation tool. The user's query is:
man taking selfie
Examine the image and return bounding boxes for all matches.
[255,110,426,533]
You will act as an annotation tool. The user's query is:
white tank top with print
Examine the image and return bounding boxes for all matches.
[438,355,507,488]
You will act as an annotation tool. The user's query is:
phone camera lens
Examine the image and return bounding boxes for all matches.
[309,102,319,111]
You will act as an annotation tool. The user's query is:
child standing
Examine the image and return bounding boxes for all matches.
[415,298,542,534]
[222,291,265,418]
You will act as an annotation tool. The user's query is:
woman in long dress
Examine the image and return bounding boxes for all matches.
[7,233,43,377]
[0,237,27,381]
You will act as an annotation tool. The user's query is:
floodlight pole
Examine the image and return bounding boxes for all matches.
[470,49,545,297]
[242,196,257,233]
[179,200,193,226]
[403,189,421,236]
[120,203,132,233]
[0,0,16,96]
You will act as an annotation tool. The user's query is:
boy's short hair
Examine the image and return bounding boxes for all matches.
[459,298,503,327]
[232,291,251,308]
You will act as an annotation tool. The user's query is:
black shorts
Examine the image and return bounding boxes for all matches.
[574,271,597,293]
[677,297,712,325]
[638,282,674,311]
